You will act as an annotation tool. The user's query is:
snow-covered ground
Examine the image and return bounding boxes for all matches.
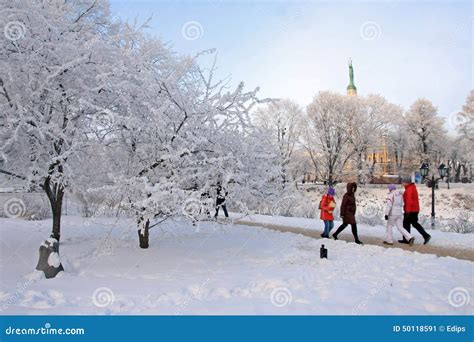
[0,216,472,315]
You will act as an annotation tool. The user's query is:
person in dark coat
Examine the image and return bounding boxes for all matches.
[332,182,363,244]
[399,176,431,245]
[214,182,229,218]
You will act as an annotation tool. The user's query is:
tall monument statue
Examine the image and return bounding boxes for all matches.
[347,58,357,96]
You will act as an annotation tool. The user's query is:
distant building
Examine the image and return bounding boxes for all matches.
[345,60,395,181]
[301,60,399,184]
[366,139,394,177]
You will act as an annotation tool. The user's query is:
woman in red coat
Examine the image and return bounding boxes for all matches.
[320,187,336,238]
[400,176,431,245]
[332,182,363,244]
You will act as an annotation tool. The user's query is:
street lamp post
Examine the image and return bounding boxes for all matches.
[419,163,447,229]
[446,160,451,190]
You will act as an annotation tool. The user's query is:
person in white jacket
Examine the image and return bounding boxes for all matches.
[384,184,415,245]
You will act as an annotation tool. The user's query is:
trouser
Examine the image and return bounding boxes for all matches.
[334,222,361,242]
[403,212,430,240]
[214,201,229,218]
[322,220,334,236]
[386,215,413,243]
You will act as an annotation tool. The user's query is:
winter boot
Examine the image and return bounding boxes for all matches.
[351,225,363,245]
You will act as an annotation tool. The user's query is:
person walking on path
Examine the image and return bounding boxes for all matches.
[400,176,431,245]
[214,182,229,219]
[383,184,415,245]
[332,182,363,245]
[319,187,336,238]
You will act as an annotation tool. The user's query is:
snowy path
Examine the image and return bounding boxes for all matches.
[232,214,474,262]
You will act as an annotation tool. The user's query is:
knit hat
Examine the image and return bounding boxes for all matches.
[327,187,335,196]
[388,184,397,191]
[401,175,412,184]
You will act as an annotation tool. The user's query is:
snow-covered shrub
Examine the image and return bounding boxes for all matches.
[418,214,432,229]
[73,191,123,219]
[75,192,104,218]
[445,212,474,234]
[21,195,51,221]
[244,186,345,219]
[259,192,319,218]
[355,189,385,226]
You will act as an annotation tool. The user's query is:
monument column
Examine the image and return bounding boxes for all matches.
[347,58,357,96]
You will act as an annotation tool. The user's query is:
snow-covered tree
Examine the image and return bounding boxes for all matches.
[457,90,474,143]
[0,0,117,241]
[302,92,402,184]
[446,137,472,183]
[404,98,447,166]
[345,94,401,183]
[89,32,280,246]
[303,92,353,184]
[387,117,410,175]
[0,0,282,250]
[253,99,303,185]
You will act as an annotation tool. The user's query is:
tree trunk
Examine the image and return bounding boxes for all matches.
[327,162,334,186]
[454,166,461,183]
[357,151,364,184]
[36,238,64,278]
[51,189,64,241]
[43,176,65,242]
[281,164,287,188]
[422,135,428,155]
[138,217,150,249]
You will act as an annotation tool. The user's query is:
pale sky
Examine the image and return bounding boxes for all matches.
[110,0,472,132]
